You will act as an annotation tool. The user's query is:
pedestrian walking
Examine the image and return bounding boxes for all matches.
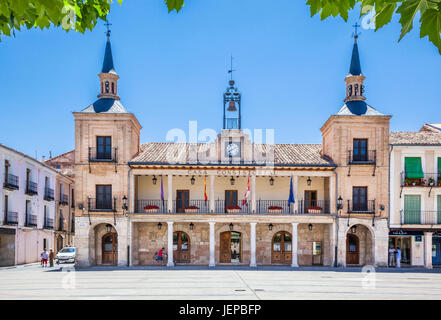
[49,249,55,267]
[158,247,165,265]
[396,247,401,268]
[41,248,48,267]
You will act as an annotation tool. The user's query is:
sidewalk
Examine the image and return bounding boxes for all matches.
[0,262,41,270]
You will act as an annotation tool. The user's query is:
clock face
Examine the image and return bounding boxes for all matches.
[226,142,240,157]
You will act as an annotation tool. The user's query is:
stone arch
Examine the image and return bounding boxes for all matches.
[345,223,374,266]
[216,223,248,264]
[89,222,118,265]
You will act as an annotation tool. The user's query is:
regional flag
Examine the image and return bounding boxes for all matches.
[242,177,250,206]
[204,176,208,202]
[288,176,295,205]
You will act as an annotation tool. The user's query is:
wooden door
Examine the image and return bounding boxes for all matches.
[271,232,292,264]
[346,234,359,265]
[57,235,63,252]
[225,190,238,212]
[176,190,189,213]
[304,191,317,211]
[220,232,231,263]
[102,233,118,265]
[173,231,190,263]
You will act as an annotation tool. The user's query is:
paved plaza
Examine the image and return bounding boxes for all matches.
[0,264,441,300]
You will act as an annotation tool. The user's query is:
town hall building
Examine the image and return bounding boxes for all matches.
[72,28,392,268]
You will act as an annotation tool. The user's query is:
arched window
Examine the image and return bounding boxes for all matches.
[348,85,352,96]
[105,81,110,93]
[354,84,359,96]
[111,82,115,94]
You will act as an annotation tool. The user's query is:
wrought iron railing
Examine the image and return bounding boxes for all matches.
[173,200,210,213]
[25,214,37,227]
[400,210,441,225]
[215,200,251,214]
[298,200,330,214]
[3,174,19,190]
[4,211,18,225]
[348,150,376,164]
[135,199,168,213]
[257,200,291,214]
[347,200,375,214]
[44,188,54,201]
[88,197,116,212]
[401,172,441,187]
[44,218,54,229]
[25,181,38,195]
[59,194,69,205]
[88,147,117,162]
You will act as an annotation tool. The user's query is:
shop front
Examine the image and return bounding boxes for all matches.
[432,232,441,266]
[388,230,424,267]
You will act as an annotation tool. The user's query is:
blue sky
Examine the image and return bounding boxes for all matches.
[0,0,440,159]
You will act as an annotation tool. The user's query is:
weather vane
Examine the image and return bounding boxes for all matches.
[352,22,361,40]
[105,21,112,38]
[228,55,236,80]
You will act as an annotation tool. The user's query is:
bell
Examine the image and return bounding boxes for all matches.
[227,101,237,111]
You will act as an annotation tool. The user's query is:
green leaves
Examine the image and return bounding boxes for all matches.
[306,0,441,54]
[164,0,184,13]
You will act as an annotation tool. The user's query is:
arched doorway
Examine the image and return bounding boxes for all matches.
[346,234,359,265]
[102,232,118,265]
[56,235,63,252]
[173,231,190,263]
[220,231,242,263]
[346,224,374,266]
[271,231,292,264]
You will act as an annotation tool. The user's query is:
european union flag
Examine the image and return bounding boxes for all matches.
[288,176,295,205]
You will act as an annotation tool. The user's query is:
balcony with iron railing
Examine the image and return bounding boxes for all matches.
[400,210,441,225]
[88,197,117,212]
[44,218,54,230]
[401,172,441,187]
[347,200,375,214]
[3,174,19,190]
[348,150,376,164]
[298,200,331,214]
[256,200,292,214]
[25,181,38,196]
[58,218,65,231]
[44,188,55,201]
[25,214,37,227]
[59,194,69,206]
[3,211,18,225]
[88,147,117,162]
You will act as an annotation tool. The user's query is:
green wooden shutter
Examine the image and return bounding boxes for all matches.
[438,195,441,224]
[438,157,441,174]
[404,195,421,224]
[405,157,424,179]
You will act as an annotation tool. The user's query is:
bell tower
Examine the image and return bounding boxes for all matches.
[98,23,120,100]
[223,56,241,130]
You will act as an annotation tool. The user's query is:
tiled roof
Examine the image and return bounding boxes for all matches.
[420,123,441,133]
[390,131,441,145]
[130,142,334,166]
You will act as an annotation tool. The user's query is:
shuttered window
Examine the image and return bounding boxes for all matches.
[404,157,424,179]
[404,195,421,224]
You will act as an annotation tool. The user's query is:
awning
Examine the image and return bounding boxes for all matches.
[405,157,424,179]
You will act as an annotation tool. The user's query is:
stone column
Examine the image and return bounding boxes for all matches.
[209,175,215,213]
[130,173,135,213]
[424,232,433,269]
[250,222,257,267]
[291,222,299,267]
[167,221,174,267]
[167,174,173,213]
[251,175,256,213]
[209,222,216,267]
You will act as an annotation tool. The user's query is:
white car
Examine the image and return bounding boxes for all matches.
[56,247,76,264]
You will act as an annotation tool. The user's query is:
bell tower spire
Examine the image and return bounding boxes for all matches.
[98,22,120,100]
[223,55,242,130]
[344,23,365,106]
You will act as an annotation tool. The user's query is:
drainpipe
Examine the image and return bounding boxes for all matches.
[127,167,132,267]
[334,168,338,268]
[388,145,393,231]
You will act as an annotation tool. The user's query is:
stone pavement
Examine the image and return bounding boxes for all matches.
[0,264,440,300]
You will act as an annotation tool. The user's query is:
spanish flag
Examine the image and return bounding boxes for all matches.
[204,176,208,202]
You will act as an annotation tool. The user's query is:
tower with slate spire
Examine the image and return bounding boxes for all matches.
[98,25,120,100]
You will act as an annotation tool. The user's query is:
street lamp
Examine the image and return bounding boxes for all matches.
[307,177,312,186]
[157,222,162,230]
[190,176,195,185]
[230,176,235,185]
[122,195,128,210]
[268,223,273,231]
[337,196,343,211]
[229,223,234,231]
[269,177,274,186]
[351,225,357,234]
[152,175,157,185]
[189,222,194,230]
[106,224,112,233]
[308,223,313,231]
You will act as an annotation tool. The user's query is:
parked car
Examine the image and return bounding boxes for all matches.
[56,247,76,264]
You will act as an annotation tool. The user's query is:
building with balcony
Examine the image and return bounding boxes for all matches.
[390,130,441,268]
[0,143,72,266]
[72,29,391,268]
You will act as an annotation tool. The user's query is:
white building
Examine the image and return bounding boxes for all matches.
[390,129,441,268]
[0,143,72,266]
